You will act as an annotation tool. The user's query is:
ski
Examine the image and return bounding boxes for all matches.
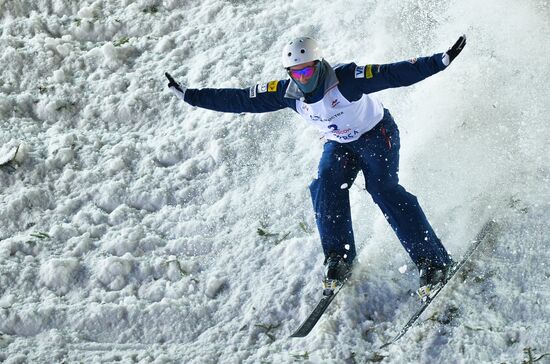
[289,281,347,338]
[380,219,498,348]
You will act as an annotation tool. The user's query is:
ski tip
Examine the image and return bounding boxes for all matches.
[476,219,499,240]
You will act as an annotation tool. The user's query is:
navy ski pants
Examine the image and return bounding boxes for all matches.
[309,109,452,269]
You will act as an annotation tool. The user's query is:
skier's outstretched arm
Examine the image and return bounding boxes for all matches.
[165,72,296,114]
[349,35,467,94]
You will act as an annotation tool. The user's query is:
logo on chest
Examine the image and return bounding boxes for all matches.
[308,111,344,123]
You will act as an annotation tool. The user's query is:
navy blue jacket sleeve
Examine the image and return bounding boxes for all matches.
[336,53,447,98]
[183,79,296,113]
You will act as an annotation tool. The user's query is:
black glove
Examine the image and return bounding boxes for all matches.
[446,35,467,64]
[165,72,183,92]
[165,72,186,100]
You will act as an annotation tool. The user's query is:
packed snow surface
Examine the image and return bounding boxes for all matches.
[1,0,549,363]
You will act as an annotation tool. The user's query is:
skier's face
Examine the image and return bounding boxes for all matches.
[288,61,317,84]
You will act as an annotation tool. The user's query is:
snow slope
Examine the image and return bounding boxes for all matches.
[1,0,549,363]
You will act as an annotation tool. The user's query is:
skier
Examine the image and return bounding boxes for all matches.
[166,35,467,299]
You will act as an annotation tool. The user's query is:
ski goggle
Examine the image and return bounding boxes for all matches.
[288,64,317,79]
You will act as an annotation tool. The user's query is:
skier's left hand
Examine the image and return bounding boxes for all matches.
[165,72,186,100]
[442,35,467,66]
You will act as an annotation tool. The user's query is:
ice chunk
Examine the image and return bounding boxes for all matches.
[94,256,133,291]
[40,258,80,295]
[205,276,227,299]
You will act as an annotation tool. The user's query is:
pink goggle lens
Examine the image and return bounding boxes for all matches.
[289,65,316,79]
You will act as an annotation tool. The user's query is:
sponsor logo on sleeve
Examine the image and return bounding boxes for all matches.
[258,83,268,93]
[355,65,374,79]
[249,85,257,98]
[365,64,373,79]
[407,58,417,64]
[355,65,365,78]
[267,80,278,92]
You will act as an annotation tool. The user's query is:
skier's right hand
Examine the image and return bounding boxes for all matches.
[165,72,186,100]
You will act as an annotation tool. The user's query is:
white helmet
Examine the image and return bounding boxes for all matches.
[281,37,322,68]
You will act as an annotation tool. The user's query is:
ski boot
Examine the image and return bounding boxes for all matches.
[322,254,351,296]
[417,260,456,301]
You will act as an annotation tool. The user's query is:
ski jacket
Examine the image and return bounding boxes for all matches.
[183,53,447,143]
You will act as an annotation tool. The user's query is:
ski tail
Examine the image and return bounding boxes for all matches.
[380,219,499,348]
